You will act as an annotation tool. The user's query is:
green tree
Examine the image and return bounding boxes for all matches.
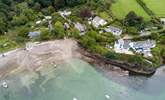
[48,6,55,14]
[54,21,65,39]
[40,29,51,40]
[126,27,139,35]
[124,11,144,26]
[0,18,6,34]
[17,26,30,38]
[151,32,160,40]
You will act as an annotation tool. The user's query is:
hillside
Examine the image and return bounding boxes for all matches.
[0,0,165,73]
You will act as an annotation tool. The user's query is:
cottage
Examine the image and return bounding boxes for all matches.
[129,40,156,57]
[28,31,41,38]
[130,40,156,50]
[160,18,165,25]
[114,39,133,55]
[74,22,86,35]
[59,10,72,18]
[92,16,107,28]
[104,26,122,36]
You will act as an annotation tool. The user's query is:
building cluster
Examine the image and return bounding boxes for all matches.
[114,39,156,57]
[28,9,157,58]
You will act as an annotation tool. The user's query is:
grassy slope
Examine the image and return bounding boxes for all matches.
[143,0,165,17]
[0,36,19,52]
[111,0,150,20]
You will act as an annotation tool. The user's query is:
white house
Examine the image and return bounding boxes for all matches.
[59,10,72,18]
[92,16,107,28]
[114,39,133,55]
[74,22,86,35]
[104,26,122,36]
[129,40,156,57]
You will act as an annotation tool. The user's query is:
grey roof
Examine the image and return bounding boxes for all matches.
[123,40,131,49]
[132,40,156,49]
[92,16,107,28]
[93,16,102,22]
[75,22,86,33]
[104,26,122,35]
[28,31,41,38]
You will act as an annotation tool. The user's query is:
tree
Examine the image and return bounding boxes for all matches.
[124,11,144,26]
[11,14,28,26]
[40,28,51,40]
[17,26,30,38]
[80,35,97,48]
[54,21,65,39]
[0,18,6,34]
[151,32,160,40]
[54,0,65,9]
[33,2,41,11]
[79,8,92,19]
[70,28,80,38]
[126,27,139,35]
[48,6,55,14]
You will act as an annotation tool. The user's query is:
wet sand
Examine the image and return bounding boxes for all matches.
[0,39,82,79]
[0,38,129,81]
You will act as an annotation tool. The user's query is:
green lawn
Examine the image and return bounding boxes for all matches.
[111,0,150,20]
[143,0,165,17]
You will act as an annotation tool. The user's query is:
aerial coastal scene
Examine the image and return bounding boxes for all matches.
[0,0,165,100]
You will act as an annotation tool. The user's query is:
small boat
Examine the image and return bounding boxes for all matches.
[105,94,110,99]
[73,97,78,100]
[1,81,8,88]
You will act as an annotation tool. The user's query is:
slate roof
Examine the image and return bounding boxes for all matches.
[104,26,122,36]
[28,31,41,38]
[92,16,107,28]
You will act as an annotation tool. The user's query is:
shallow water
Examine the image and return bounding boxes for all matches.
[0,59,165,100]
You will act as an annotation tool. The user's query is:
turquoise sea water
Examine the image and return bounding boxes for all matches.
[0,59,165,100]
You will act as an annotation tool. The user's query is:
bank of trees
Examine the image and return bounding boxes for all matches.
[0,0,87,34]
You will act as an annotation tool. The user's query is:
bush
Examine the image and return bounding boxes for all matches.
[126,27,139,35]
[17,26,30,38]
[150,32,160,40]
[40,29,51,41]
[53,21,65,39]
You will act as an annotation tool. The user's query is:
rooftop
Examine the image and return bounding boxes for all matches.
[92,16,107,28]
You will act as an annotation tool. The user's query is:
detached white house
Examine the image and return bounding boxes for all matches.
[92,16,107,28]
[59,10,72,18]
[74,22,86,35]
[104,26,122,36]
[129,40,156,57]
[114,39,133,55]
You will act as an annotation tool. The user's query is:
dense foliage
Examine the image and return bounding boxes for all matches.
[0,0,87,34]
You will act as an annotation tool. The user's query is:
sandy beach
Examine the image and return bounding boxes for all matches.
[0,38,130,82]
[0,39,82,79]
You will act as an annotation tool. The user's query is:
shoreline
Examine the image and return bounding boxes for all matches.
[77,43,156,76]
[81,50,156,76]
[0,39,156,78]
